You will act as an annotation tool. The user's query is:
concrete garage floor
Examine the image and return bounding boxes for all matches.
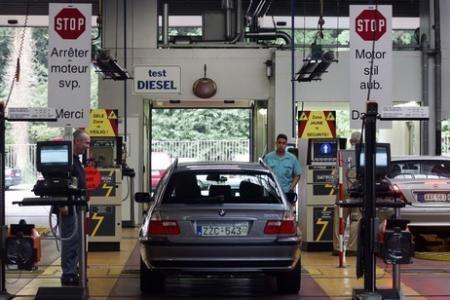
[3,187,450,299]
[3,227,450,299]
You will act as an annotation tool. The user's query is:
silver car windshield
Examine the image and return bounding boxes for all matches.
[163,172,283,204]
[387,160,450,179]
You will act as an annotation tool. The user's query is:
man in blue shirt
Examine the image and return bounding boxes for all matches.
[264,133,302,193]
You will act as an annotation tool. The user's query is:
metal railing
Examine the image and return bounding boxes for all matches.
[8,136,450,184]
[441,133,450,155]
[5,144,37,184]
[152,139,250,162]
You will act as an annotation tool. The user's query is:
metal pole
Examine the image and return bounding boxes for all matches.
[363,102,377,293]
[0,103,6,294]
[123,0,128,143]
[434,0,442,155]
[393,207,401,290]
[79,204,87,291]
[420,33,429,155]
[162,2,169,45]
[236,0,243,42]
[224,0,233,40]
[290,0,296,138]
[129,176,135,225]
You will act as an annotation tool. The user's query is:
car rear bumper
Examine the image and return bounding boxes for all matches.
[400,206,450,236]
[140,238,301,273]
[400,206,450,225]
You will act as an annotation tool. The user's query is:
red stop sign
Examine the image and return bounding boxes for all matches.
[355,9,386,41]
[54,8,86,40]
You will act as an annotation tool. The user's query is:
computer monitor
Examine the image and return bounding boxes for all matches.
[36,141,72,177]
[310,139,338,163]
[356,143,391,178]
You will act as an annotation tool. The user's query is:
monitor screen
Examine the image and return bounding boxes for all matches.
[36,141,72,176]
[356,143,391,178]
[312,140,337,161]
[40,146,70,164]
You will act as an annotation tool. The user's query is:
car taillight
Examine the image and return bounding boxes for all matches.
[391,184,409,203]
[264,220,296,235]
[148,220,180,235]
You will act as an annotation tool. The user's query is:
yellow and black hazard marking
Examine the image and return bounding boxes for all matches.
[107,110,117,119]
[298,110,336,138]
[313,183,337,196]
[87,109,119,137]
[313,206,334,241]
[90,212,105,236]
[91,170,116,197]
[88,205,116,237]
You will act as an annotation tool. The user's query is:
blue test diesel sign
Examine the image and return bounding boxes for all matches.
[134,65,181,94]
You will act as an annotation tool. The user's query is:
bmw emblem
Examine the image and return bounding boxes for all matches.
[218,209,226,217]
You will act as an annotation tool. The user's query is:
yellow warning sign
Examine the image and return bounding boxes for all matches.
[108,110,117,119]
[299,112,309,121]
[87,109,119,137]
[326,113,335,121]
[298,111,336,139]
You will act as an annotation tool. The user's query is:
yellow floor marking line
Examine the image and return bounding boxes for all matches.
[301,252,425,299]
[415,251,450,261]
[15,228,139,299]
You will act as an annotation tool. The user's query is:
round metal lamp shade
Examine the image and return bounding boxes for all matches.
[192,77,217,98]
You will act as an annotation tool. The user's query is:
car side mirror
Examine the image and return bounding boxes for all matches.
[134,192,153,203]
[286,192,297,204]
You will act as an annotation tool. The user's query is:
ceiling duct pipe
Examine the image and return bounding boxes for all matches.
[222,0,234,40]
[245,31,292,46]
[236,0,244,42]
[226,0,243,43]
[245,0,260,33]
[258,0,273,17]
[253,0,272,18]
[162,2,169,45]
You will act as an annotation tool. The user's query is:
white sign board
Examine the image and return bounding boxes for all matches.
[350,5,392,129]
[48,3,91,127]
[8,107,56,120]
[381,106,429,119]
[133,65,181,94]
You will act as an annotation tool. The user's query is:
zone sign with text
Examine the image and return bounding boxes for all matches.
[48,4,91,127]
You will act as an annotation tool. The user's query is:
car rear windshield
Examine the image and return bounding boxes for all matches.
[162,171,283,204]
[387,160,450,179]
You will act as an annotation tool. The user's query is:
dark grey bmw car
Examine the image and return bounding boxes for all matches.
[135,160,301,294]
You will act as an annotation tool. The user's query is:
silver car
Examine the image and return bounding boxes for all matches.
[135,161,301,294]
[387,156,450,248]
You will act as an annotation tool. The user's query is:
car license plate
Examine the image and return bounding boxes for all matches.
[418,193,450,202]
[197,223,249,237]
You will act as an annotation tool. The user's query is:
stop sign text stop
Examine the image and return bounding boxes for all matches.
[55,8,86,39]
[355,9,387,41]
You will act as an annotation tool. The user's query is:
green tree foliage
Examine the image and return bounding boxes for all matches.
[32,28,48,82]
[152,109,250,141]
[0,28,13,99]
